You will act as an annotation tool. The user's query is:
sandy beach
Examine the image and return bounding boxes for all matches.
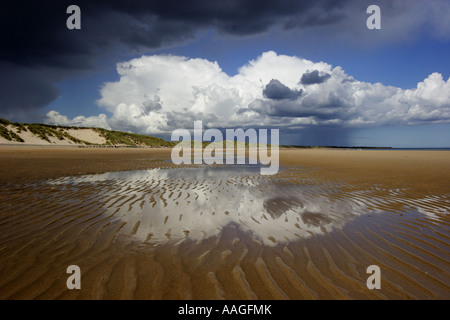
[0,145,448,299]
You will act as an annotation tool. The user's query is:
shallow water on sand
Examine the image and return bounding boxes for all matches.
[48,165,448,245]
[49,166,353,245]
[0,165,449,299]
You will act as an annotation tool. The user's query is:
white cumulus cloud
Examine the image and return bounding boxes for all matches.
[46,51,450,134]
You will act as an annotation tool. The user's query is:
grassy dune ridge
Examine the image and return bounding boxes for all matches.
[0,118,173,147]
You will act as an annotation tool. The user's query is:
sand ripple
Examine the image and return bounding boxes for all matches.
[0,166,449,299]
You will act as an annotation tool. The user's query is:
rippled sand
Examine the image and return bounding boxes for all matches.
[0,146,449,299]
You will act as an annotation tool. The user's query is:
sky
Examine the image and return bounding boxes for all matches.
[1,0,450,147]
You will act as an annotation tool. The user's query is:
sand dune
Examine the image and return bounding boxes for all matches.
[0,125,106,146]
[0,147,448,299]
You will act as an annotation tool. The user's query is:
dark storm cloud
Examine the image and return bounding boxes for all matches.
[263,79,303,100]
[247,98,348,120]
[1,0,349,67]
[300,70,331,85]
[0,62,64,122]
[0,63,58,108]
[0,0,352,119]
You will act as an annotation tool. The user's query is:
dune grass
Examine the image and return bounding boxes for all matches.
[94,128,175,147]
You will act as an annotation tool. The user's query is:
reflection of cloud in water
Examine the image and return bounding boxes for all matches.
[49,166,448,246]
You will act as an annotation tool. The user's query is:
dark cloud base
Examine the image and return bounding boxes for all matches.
[300,70,331,85]
[263,79,303,100]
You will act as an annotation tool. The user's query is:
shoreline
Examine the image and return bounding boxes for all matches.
[1,145,449,193]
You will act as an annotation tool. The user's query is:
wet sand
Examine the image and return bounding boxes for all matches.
[0,146,174,183]
[0,145,449,299]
